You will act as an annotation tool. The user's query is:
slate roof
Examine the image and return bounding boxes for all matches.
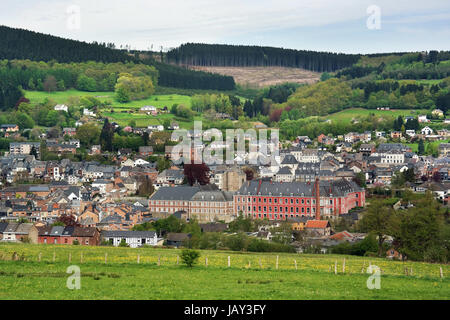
[150,186,200,201]
[166,232,191,242]
[191,190,234,202]
[102,230,156,238]
[50,226,65,236]
[0,222,9,233]
[72,227,98,237]
[15,223,33,234]
[277,167,292,175]
[236,179,362,197]
[281,154,299,165]
[4,223,19,233]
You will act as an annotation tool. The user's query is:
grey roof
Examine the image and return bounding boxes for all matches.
[102,230,156,238]
[191,190,234,202]
[50,226,65,236]
[0,222,9,233]
[4,223,19,233]
[150,186,200,201]
[281,154,299,165]
[29,186,50,192]
[277,167,292,175]
[236,179,362,197]
[15,223,33,234]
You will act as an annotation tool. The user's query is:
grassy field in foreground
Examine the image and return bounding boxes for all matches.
[0,244,448,300]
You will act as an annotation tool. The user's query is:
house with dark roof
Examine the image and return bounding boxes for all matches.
[102,230,157,248]
[166,233,191,247]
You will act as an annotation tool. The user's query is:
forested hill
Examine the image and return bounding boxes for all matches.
[166,43,361,72]
[0,25,128,63]
[0,26,235,90]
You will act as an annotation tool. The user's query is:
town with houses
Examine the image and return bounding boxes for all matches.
[1,109,450,255]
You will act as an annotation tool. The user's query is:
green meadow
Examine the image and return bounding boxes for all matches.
[24,90,196,129]
[0,244,448,300]
[322,108,429,125]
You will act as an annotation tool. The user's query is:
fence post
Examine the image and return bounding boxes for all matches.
[259,259,262,269]
[334,260,337,275]
[294,259,298,271]
[342,258,346,273]
[404,267,408,276]
[228,256,230,268]
[177,255,179,265]
[440,267,444,279]
[137,255,140,264]
[105,253,107,264]
[38,252,41,262]
[69,253,72,263]
[410,267,413,276]
[276,256,279,270]
[205,257,208,267]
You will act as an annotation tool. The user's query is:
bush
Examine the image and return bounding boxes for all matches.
[180,249,200,267]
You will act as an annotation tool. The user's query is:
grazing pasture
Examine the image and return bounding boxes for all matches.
[0,244,448,300]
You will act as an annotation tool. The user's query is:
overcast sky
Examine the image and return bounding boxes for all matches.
[1,0,449,53]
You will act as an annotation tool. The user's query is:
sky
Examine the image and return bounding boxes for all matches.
[1,0,449,53]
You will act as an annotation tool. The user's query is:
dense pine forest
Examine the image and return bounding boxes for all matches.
[0,26,235,92]
[166,43,361,72]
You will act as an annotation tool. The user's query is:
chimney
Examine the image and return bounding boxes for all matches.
[315,177,320,220]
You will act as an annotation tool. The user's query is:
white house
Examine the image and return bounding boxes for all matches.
[418,115,430,123]
[406,130,416,137]
[102,231,158,248]
[148,125,164,132]
[421,126,434,136]
[54,104,68,112]
[141,106,157,113]
[83,108,96,117]
[134,159,150,166]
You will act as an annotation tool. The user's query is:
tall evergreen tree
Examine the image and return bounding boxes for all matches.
[100,118,114,152]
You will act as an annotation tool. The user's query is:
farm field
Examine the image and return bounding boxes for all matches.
[189,66,321,88]
[0,244,448,300]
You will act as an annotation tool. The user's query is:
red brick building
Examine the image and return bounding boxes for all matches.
[234,179,365,221]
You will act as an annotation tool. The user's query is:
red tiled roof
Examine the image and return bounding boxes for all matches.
[330,231,353,240]
[305,220,329,229]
